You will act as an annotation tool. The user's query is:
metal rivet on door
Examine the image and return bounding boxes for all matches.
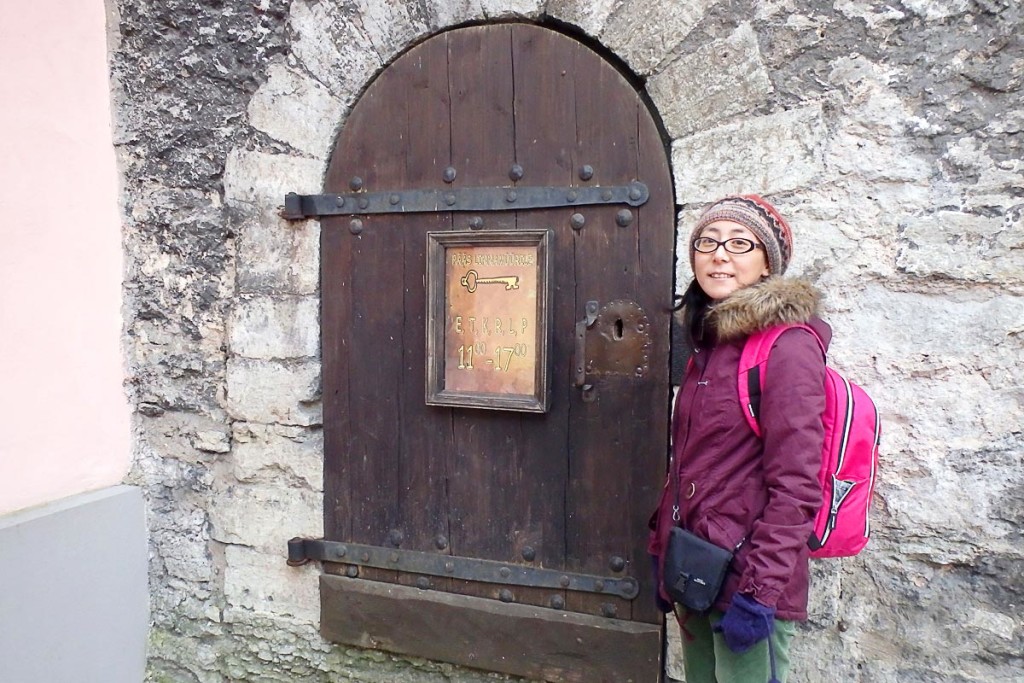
[443,166,457,183]
[579,164,594,181]
[349,176,363,191]
[509,164,524,181]
[616,209,633,227]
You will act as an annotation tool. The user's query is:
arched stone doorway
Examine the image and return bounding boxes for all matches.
[287,22,676,682]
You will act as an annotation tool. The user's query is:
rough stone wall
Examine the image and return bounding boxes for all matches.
[112,1,1022,682]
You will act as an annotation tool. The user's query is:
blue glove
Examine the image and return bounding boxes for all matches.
[713,593,776,654]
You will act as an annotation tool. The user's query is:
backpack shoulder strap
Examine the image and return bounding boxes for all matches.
[738,323,825,437]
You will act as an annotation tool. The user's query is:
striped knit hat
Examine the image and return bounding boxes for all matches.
[689,195,794,276]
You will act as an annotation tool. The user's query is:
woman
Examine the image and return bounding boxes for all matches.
[649,195,827,683]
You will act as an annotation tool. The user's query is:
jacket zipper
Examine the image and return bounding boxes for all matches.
[672,352,709,522]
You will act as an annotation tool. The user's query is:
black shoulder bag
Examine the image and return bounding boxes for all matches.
[661,460,739,611]
[662,526,734,612]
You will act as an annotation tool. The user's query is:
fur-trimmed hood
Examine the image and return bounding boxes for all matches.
[707,277,824,340]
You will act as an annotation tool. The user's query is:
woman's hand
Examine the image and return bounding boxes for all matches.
[713,593,776,653]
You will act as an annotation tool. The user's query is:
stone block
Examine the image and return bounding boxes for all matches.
[425,0,542,28]
[248,62,345,158]
[229,295,320,360]
[829,132,934,184]
[897,211,1024,285]
[543,0,619,37]
[155,528,216,584]
[290,0,382,102]
[899,0,969,21]
[209,484,322,554]
[223,149,325,210]
[834,0,906,30]
[665,618,684,681]
[139,411,232,463]
[354,0,431,63]
[232,423,323,492]
[648,23,772,138]
[236,209,319,295]
[226,358,322,426]
[601,0,721,75]
[223,545,321,624]
[672,104,827,203]
[942,136,1024,208]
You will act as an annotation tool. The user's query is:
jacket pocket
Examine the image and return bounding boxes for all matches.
[700,486,753,551]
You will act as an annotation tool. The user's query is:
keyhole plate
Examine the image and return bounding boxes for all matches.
[584,300,651,378]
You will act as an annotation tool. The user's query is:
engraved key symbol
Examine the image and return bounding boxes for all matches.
[460,270,520,293]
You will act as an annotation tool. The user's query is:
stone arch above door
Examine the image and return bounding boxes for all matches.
[218,1,774,683]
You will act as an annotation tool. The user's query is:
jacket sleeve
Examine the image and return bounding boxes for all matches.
[737,328,825,607]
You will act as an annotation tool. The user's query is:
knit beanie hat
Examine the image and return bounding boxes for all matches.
[689,195,794,276]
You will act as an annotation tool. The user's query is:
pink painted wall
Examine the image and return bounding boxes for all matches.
[0,1,130,515]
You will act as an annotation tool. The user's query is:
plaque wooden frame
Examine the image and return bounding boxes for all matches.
[425,229,551,412]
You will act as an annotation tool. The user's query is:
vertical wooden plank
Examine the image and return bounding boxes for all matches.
[566,46,648,620]
[394,34,455,593]
[631,102,675,624]
[446,25,520,601]
[321,213,351,541]
[508,23,577,610]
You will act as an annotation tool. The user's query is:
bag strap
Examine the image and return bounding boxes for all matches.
[738,323,826,437]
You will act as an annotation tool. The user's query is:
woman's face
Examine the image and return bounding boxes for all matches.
[693,220,770,300]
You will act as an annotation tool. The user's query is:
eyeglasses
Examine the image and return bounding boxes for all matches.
[692,236,764,255]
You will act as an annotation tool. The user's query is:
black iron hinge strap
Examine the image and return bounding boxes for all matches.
[282,182,649,220]
[287,537,639,600]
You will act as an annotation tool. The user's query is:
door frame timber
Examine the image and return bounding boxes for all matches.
[321,576,660,683]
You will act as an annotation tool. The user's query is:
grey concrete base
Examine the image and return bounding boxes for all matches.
[0,485,148,683]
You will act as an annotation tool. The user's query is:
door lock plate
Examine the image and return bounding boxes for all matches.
[575,300,651,387]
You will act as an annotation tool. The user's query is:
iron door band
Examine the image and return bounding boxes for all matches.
[282,182,649,219]
[288,537,639,600]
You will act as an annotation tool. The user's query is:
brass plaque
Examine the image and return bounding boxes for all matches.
[426,230,551,412]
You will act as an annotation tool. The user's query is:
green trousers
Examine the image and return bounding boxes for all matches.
[675,607,797,683]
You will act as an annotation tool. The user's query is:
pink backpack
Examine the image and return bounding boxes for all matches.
[738,324,881,558]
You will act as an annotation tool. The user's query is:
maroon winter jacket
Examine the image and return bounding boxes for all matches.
[649,278,828,620]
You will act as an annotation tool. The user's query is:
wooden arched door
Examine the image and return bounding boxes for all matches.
[313,22,674,682]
